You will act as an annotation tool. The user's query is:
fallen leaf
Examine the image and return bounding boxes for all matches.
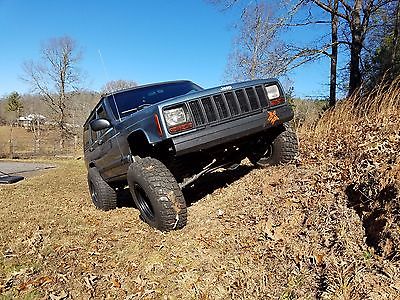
[18,275,52,291]
[49,290,68,300]
[111,278,121,288]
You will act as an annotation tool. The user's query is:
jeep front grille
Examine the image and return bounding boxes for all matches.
[201,97,217,122]
[188,100,206,125]
[188,85,269,126]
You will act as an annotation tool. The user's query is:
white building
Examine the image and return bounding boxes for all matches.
[17,114,46,127]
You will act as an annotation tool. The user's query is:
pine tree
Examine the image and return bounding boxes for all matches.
[6,92,23,117]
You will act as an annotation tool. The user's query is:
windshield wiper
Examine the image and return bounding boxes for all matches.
[121,104,151,115]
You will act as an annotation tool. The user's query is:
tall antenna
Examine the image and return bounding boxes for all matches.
[98,50,121,121]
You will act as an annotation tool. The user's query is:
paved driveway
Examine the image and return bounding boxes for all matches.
[0,161,56,178]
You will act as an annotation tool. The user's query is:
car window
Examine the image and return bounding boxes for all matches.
[96,104,110,137]
[90,124,97,143]
[97,105,108,120]
[109,81,203,119]
[83,122,91,150]
[84,112,97,145]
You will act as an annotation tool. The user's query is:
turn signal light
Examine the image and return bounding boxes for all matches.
[169,122,193,133]
[270,97,285,106]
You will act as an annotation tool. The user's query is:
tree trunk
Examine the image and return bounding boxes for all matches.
[348,0,363,96]
[9,125,14,159]
[59,106,66,151]
[391,0,400,79]
[348,33,363,95]
[329,0,339,106]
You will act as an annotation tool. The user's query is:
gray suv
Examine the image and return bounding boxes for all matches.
[83,79,298,231]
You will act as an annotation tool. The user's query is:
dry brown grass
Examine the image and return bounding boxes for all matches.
[299,77,400,298]
[0,126,82,158]
[311,77,400,222]
[0,79,399,299]
[0,160,364,300]
[292,99,326,132]
[0,127,33,156]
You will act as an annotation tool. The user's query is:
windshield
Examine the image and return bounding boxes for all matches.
[108,81,203,119]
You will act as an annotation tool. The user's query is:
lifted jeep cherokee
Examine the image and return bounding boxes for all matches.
[83,79,298,231]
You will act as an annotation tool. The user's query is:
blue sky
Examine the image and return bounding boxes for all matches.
[0,0,331,98]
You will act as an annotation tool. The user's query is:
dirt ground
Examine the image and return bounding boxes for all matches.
[0,148,399,299]
[1,80,400,299]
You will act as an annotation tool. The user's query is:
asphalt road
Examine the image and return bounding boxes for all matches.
[0,161,56,178]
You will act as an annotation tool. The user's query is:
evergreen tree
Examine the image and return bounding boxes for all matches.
[6,92,23,117]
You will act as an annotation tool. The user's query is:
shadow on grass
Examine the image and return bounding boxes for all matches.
[346,182,399,260]
[116,164,254,208]
[183,165,253,206]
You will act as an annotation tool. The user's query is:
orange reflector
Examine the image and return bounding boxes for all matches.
[154,114,163,137]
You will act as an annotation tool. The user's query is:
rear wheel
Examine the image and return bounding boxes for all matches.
[248,125,298,167]
[127,157,187,231]
[87,167,117,211]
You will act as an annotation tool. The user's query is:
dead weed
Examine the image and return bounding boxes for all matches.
[1,78,400,299]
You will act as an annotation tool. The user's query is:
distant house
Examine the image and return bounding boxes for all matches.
[17,114,46,127]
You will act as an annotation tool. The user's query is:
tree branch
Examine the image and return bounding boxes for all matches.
[276,20,331,26]
[338,0,353,13]
[312,0,350,21]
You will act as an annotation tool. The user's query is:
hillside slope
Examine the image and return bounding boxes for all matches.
[0,157,398,299]
[1,79,399,299]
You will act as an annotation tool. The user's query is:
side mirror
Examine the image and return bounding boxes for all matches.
[90,118,111,132]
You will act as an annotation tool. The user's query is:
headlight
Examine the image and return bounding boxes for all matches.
[265,85,280,99]
[265,84,285,106]
[163,106,193,133]
[164,107,187,126]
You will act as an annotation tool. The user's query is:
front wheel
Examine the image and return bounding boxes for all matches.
[248,125,298,167]
[127,157,187,231]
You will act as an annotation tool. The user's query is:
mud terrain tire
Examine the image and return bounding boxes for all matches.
[87,167,117,211]
[127,157,187,231]
[248,125,298,167]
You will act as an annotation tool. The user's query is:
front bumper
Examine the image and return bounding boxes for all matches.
[172,105,294,156]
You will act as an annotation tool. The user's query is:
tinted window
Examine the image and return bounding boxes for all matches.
[109,81,202,119]
[97,105,108,120]
[96,105,110,137]
[83,112,96,148]
[91,126,97,143]
[83,123,91,150]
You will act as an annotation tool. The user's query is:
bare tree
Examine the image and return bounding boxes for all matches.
[329,0,339,106]
[226,3,285,81]
[213,0,396,100]
[22,36,83,149]
[225,2,324,82]
[311,0,396,95]
[391,0,400,78]
[101,79,137,94]
[219,1,338,94]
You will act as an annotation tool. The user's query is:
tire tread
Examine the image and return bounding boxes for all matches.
[88,167,117,211]
[128,158,187,231]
